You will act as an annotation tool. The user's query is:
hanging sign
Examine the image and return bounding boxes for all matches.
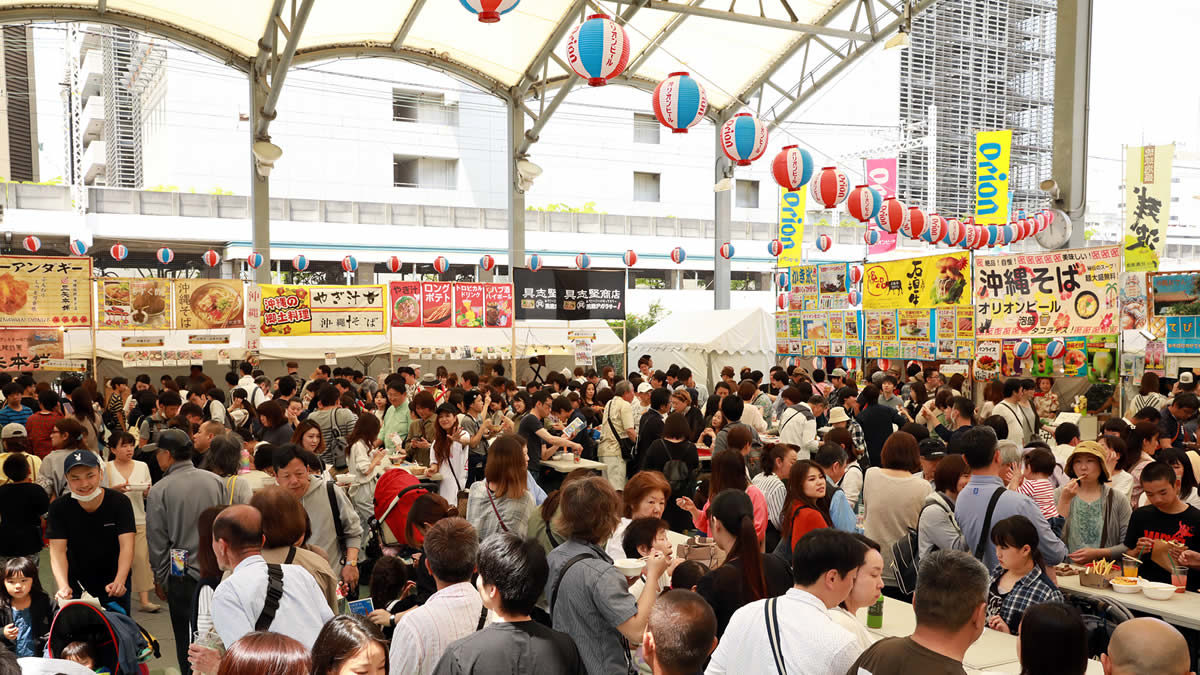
[974,246,1120,337]
[778,186,807,268]
[174,279,245,330]
[865,157,898,254]
[1149,271,1200,353]
[514,269,625,320]
[974,129,1012,224]
[789,265,819,310]
[421,281,453,327]
[260,284,386,336]
[0,329,64,371]
[244,283,262,351]
[98,278,172,329]
[863,252,971,310]
[0,255,92,328]
[1124,144,1174,273]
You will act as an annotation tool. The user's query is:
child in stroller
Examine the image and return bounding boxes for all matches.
[48,601,158,675]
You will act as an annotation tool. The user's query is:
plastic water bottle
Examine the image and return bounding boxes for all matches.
[855,499,865,534]
[867,596,884,630]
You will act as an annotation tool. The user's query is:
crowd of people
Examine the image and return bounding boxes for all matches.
[0,357,1195,675]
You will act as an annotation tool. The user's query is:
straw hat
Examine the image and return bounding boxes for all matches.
[827,407,850,425]
[1064,441,1109,481]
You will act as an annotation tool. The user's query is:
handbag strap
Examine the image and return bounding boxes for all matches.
[765,597,786,675]
[476,604,488,630]
[605,400,622,443]
[974,487,1006,560]
[485,487,509,533]
[225,475,237,506]
[256,563,284,631]
[550,553,592,613]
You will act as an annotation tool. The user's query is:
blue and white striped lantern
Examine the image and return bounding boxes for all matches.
[246,252,263,269]
[985,225,1001,247]
[846,185,883,223]
[1045,338,1066,360]
[478,255,495,272]
[459,0,520,23]
[433,256,450,275]
[772,145,814,190]
[622,250,638,267]
[202,250,221,268]
[22,236,40,253]
[575,253,591,270]
[1013,339,1033,360]
[156,248,174,265]
[775,271,790,290]
[292,255,309,272]
[719,243,735,260]
[526,254,541,272]
[652,72,707,134]
[341,255,358,273]
[812,357,823,370]
[766,240,783,257]
[719,113,769,166]
[69,239,88,256]
[565,14,630,87]
[848,290,861,306]
[669,247,686,264]
[864,228,881,246]
[110,244,128,261]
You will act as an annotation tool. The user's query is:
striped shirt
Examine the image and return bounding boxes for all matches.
[0,405,32,428]
[1019,478,1059,520]
[390,581,484,675]
[751,472,788,529]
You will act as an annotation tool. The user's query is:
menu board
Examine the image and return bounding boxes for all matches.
[863,252,971,311]
[0,255,92,328]
[174,279,244,330]
[788,265,819,310]
[0,329,64,370]
[390,281,421,328]
[817,263,849,309]
[514,269,625,320]
[97,278,172,330]
[260,284,386,336]
[483,284,513,327]
[975,246,1120,337]
[421,282,453,327]
[1149,271,1200,353]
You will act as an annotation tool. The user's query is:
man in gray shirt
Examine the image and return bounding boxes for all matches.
[145,429,227,675]
[878,375,906,411]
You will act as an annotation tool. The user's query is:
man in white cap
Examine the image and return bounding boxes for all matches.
[826,368,847,409]
[0,423,39,486]
[631,381,653,429]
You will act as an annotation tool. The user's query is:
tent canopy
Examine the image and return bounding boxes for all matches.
[629,307,773,388]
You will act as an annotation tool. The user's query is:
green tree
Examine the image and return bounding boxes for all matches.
[611,300,669,343]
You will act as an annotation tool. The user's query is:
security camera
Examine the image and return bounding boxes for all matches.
[252,140,283,178]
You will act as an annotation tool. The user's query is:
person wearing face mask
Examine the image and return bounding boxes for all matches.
[45,449,135,615]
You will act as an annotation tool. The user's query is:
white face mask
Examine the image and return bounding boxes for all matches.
[71,486,102,502]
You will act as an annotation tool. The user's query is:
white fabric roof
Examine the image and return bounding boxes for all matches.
[0,0,844,111]
[630,307,774,355]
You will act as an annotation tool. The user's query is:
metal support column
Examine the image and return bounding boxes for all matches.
[713,117,732,310]
[249,74,271,284]
[507,101,526,279]
[1051,0,1091,248]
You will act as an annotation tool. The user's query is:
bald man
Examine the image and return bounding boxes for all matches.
[1102,618,1194,675]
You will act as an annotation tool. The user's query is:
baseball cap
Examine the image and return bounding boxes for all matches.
[1181,371,1195,385]
[155,428,193,456]
[636,382,653,394]
[63,450,101,474]
[831,368,847,378]
[1,423,27,439]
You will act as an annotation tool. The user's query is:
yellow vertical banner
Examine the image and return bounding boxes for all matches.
[974,129,1012,224]
[778,186,806,268]
[1124,144,1174,273]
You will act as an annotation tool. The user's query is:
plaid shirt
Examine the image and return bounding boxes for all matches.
[987,565,1063,631]
[848,418,866,458]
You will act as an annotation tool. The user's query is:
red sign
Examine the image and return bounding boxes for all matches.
[421,282,452,327]
[484,284,513,327]
[455,283,485,328]
[389,282,422,328]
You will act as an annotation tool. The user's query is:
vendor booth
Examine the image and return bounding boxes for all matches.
[630,307,774,390]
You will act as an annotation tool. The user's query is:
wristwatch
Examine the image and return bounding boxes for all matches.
[344,559,358,567]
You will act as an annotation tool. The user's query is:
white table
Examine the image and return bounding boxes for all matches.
[853,597,1026,671]
[1058,574,1200,630]
[542,456,606,473]
[971,657,1104,674]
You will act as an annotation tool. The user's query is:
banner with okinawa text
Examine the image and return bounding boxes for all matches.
[862,252,971,311]
[974,246,1121,337]
[974,129,1012,225]
[0,255,92,328]
[260,284,386,336]
[1124,144,1174,273]
[777,187,806,268]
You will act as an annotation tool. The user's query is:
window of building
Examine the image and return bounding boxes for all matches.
[634,172,661,202]
[392,89,459,125]
[736,180,759,208]
[394,156,458,190]
[634,113,660,144]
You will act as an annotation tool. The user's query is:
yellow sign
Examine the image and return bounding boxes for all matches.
[974,129,1012,225]
[98,278,172,330]
[175,279,245,330]
[260,284,386,336]
[0,255,92,328]
[1124,144,1174,273]
[863,252,971,310]
[777,187,807,268]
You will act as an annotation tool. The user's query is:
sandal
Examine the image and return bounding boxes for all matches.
[138,602,162,613]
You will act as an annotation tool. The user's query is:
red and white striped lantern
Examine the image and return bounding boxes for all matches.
[847,290,861,306]
[969,226,990,250]
[156,248,174,265]
[110,244,128,261]
[565,15,630,87]
[720,113,769,166]
[922,214,946,244]
[575,253,591,270]
[903,208,927,240]
[876,197,908,234]
[387,256,403,273]
[292,255,308,271]
[460,0,520,23]
[246,252,263,269]
[670,247,687,264]
[816,234,832,252]
[622,250,638,267]
[777,293,788,310]
[877,358,891,371]
[809,166,850,208]
[943,217,966,246]
[771,145,814,190]
[202,249,220,267]
[766,239,783,257]
[652,72,707,134]
[434,256,451,274]
[864,229,881,246]
[21,236,39,253]
[846,185,883,223]
[849,265,863,285]
[719,243,735,260]
[341,255,358,273]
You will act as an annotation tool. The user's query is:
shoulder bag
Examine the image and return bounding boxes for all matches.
[974,487,1007,561]
[605,400,633,461]
[485,486,510,533]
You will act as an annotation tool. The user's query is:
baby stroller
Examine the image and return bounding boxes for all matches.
[47,601,160,675]
[370,469,431,555]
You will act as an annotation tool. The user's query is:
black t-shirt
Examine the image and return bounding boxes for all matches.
[519,414,546,473]
[0,482,50,556]
[45,489,135,595]
[1124,503,1200,589]
[695,554,792,637]
[432,620,584,675]
[641,439,700,533]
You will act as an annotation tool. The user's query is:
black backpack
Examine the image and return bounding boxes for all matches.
[661,441,697,498]
[891,499,949,596]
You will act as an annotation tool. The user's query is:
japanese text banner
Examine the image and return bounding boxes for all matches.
[1124,144,1174,273]
[777,187,806,268]
[260,284,386,336]
[862,252,971,310]
[974,246,1121,337]
[0,329,64,371]
[0,255,92,328]
[174,279,244,330]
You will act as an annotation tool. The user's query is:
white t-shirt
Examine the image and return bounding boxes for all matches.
[103,460,152,526]
[432,431,470,503]
[829,606,875,651]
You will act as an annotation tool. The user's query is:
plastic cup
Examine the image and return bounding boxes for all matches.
[1171,564,1188,593]
[1123,559,1141,578]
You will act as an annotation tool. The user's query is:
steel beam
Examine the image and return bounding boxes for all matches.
[1051,0,1091,248]
[293,48,511,101]
[249,75,271,284]
[713,110,733,310]
[392,0,428,50]
[624,0,701,76]
[517,74,579,155]
[507,103,526,281]
[733,0,858,106]
[513,0,590,100]
[256,0,317,138]
[612,0,870,41]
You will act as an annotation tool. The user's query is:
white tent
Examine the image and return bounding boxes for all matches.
[629,308,775,390]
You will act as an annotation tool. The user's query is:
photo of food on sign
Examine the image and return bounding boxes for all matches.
[819,265,847,294]
[930,256,968,305]
[0,273,29,314]
[101,279,171,329]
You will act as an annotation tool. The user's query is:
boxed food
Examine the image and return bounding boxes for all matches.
[1080,559,1120,589]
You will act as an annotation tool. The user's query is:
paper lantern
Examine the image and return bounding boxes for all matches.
[1045,338,1066,360]
[22,236,39,253]
[110,244,128,261]
[902,208,927,240]
[776,271,790,289]
[435,256,451,274]
[719,243,735,260]
[844,357,859,370]
[943,218,966,246]
[69,239,88,256]
[575,253,591,270]
[766,240,783,257]
[623,250,638,267]
[771,145,814,190]
[876,197,908,235]
[342,255,358,273]
[1035,211,1049,231]
[816,234,832,252]
[846,185,883,223]
[1013,339,1033,360]
[566,14,630,87]
[864,229,881,246]
[670,247,686,264]
[877,358,891,371]
[847,290,861,306]
[387,256,403,273]
[246,252,263,269]
[809,166,850,208]
[201,249,220,267]
[292,255,309,271]
[777,293,788,310]
[812,357,823,370]
[849,265,863,285]
[719,113,769,166]
[1001,224,1018,246]
[969,226,990,250]
[154,247,174,264]
[460,0,520,23]
[652,72,707,134]
[525,254,541,273]
[922,214,946,244]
